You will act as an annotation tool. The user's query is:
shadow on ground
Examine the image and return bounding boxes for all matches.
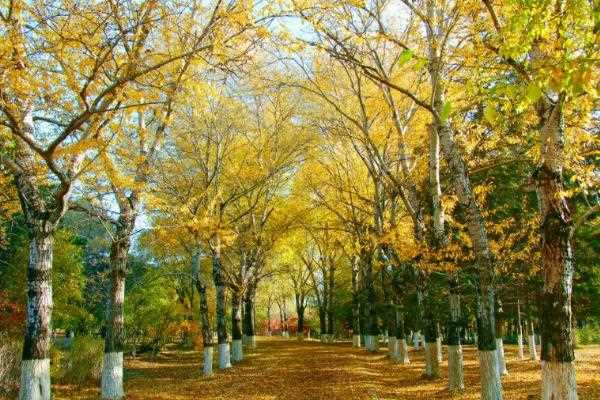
[53,337,600,400]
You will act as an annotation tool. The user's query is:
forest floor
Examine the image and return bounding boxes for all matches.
[55,336,600,400]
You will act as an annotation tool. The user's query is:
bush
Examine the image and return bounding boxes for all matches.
[576,324,600,345]
[53,336,103,387]
[0,335,21,398]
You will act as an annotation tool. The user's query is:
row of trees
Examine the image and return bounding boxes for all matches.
[268,1,598,400]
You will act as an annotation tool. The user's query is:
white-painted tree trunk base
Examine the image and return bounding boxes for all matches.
[478,350,503,400]
[496,338,508,375]
[447,344,464,391]
[413,331,421,350]
[247,335,256,349]
[529,335,538,361]
[321,334,333,343]
[388,337,398,358]
[365,335,379,352]
[231,339,243,363]
[398,338,410,364]
[203,346,213,376]
[541,360,578,400]
[101,352,124,400]
[436,336,443,362]
[19,359,51,400]
[352,334,361,347]
[517,334,524,360]
[218,343,232,369]
[424,342,439,378]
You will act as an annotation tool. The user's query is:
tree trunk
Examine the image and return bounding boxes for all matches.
[297,304,305,340]
[536,99,578,400]
[363,248,379,352]
[351,257,361,347]
[231,290,243,363]
[266,304,272,336]
[191,251,213,376]
[517,300,525,360]
[437,122,501,399]
[318,307,327,342]
[529,321,539,361]
[447,277,464,391]
[387,303,397,359]
[212,240,231,369]
[421,275,439,378]
[102,210,134,400]
[243,285,256,348]
[394,310,410,364]
[327,262,335,342]
[495,299,508,375]
[19,233,53,400]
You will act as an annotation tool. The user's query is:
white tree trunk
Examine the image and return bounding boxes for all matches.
[448,344,464,391]
[424,342,439,378]
[517,333,525,360]
[218,343,232,369]
[478,350,503,400]
[246,335,256,349]
[352,334,361,347]
[19,359,51,400]
[203,346,213,376]
[496,338,508,375]
[541,361,578,400]
[413,331,421,350]
[365,335,379,352]
[398,338,410,364]
[529,335,539,361]
[436,336,443,362]
[388,337,398,358]
[19,235,53,400]
[101,352,124,400]
[231,339,243,363]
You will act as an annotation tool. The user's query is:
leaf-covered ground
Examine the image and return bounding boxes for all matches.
[55,337,600,399]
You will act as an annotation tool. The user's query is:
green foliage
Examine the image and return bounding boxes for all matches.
[124,261,183,355]
[576,324,600,345]
[52,336,104,386]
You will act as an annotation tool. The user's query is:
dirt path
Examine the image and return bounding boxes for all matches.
[55,337,600,400]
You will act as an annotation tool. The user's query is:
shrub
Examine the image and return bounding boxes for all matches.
[0,335,21,398]
[54,336,103,387]
[576,324,600,345]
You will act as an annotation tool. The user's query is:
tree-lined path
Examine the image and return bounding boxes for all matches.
[54,338,600,400]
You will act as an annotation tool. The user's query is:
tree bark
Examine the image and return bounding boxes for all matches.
[437,123,501,398]
[495,299,508,375]
[529,321,539,361]
[395,310,410,364]
[327,260,335,341]
[212,239,231,369]
[351,256,361,347]
[517,300,525,360]
[102,205,135,400]
[362,247,379,351]
[420,273,439,378]
[243,284,256,348]
[447,276,464,390]
[20,233,53,400]
[535,98,578,400]
[231,290,243,363]
[191,251,213,376]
